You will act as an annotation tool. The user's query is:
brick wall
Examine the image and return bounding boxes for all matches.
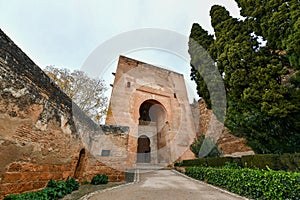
[0,29,127,199]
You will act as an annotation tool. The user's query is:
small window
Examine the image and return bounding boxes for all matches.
[127,82,131,88]
[101,150,110,156]
[174,93,177,98]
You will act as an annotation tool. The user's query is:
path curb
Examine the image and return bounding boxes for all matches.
[79,169,139,200]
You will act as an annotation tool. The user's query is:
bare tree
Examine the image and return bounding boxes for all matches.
[44,66,108,124]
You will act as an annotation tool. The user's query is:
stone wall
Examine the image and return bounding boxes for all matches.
[190,100,201,136]
[197,99,254,157]
[0,29,127,199]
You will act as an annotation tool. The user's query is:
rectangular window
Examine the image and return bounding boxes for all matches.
[101,150,110,156]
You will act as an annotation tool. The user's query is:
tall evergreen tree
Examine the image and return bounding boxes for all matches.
[189,1,300,153]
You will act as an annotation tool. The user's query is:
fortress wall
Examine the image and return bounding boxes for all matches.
[0,29,127,198]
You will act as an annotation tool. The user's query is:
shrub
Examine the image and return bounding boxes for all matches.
[4,178,79,200]
[223,162,241,169]
[185,166,300,200]
[280,153,300,171]
[242,154,280,170]
[66,177,79,191]
[174,162,183,167]
[181,157,242,168]
[181,153,300,171]
[81,180,90,185]
[182,158,207,167]
[91,174,108,185]
[241,153,300,171]
[190,135,222,158]
[206,157,242,168]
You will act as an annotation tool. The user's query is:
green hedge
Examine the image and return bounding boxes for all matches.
[182,158,208,167]
[181,153,300,171]
[206,157,242,167]
[242,153,300,171]
[182,157,242,168]
[185,166,300,200]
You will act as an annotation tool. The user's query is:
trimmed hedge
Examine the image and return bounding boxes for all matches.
[185,166,300,200]
[181,153,300,171]
[182,156,241,168]
[182,158,208,167]
[242,153,300,171]
[206,157,242,167]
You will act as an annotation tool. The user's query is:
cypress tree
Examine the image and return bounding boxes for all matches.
[189,1,300,153]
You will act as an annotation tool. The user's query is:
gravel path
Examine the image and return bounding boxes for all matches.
[86,170,248,200]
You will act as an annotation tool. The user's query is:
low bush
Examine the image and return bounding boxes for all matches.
[181,153,300,171]
[242,153,300,171]
[190,135,222,158]
[182,158,207,167]
[91,174,108,185]
[174,162,183,167]
[4,178,79,200]
[185,166,300,200]
[81,180,90,185]
[206,157,242,168]
[223,162,241,169]
[182,157,242,168]
[280,153,300,171]
[66,177,79,191]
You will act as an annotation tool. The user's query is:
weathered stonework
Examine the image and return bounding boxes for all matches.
[0,29,127,199]
[197,99,254,157]
[106,56,196,167]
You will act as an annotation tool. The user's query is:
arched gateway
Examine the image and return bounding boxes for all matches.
[105,55,196,168]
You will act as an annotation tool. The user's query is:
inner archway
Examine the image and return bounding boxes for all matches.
[137,99,168,164]
[137,135,151,163]
[138,99,166,125]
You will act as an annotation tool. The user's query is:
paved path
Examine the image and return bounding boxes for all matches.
[87,170,247,200]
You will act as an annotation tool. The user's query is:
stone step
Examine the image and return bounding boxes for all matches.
[135,163,169,170]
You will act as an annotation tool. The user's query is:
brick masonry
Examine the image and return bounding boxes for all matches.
[0,29,127,199]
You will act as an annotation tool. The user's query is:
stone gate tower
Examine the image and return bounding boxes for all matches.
[106,56,195,168]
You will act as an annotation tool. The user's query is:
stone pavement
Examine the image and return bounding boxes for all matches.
[85,170,248,200]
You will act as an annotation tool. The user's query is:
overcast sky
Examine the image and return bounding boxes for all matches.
[0,0,241,102]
